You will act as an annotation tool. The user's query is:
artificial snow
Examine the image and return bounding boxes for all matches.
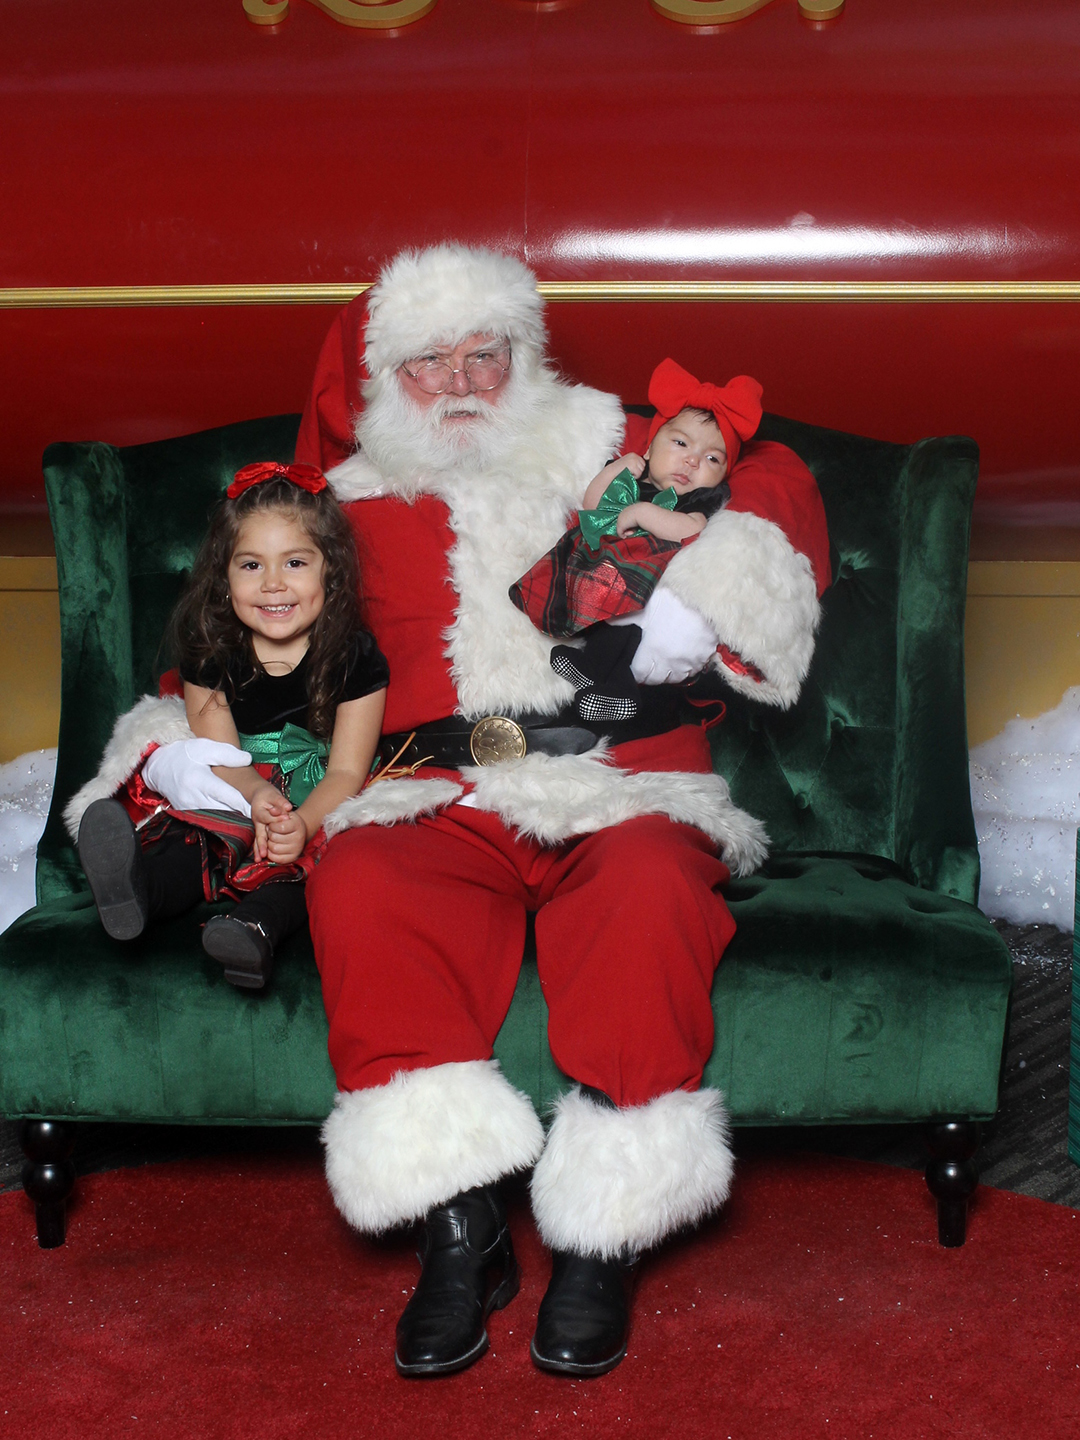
[970,687,1080,932]
[0,748,57,935]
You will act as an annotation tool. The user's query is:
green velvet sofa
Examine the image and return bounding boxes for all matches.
[0,410,1012,1249]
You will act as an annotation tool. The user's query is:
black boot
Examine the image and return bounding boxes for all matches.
[530,1249,636,1377]
[201,880,307,991]
[395,1185,520,1378]
[79,800,205,941]
[77,799,151,940]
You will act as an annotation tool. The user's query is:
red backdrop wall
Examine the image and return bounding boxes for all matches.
[5,0,1080,537]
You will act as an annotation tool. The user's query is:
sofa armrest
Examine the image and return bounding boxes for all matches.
[38,442,133,904]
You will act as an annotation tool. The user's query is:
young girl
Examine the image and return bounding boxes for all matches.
[76,461,389,990]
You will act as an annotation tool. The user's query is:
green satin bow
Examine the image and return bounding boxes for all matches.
[577,468,677,552]
[239,723,330,807]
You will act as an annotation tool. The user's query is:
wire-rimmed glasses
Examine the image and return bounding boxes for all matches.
[400,344,512,395]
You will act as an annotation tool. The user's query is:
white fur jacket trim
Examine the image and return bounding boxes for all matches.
[63,694,192,840]
[322,778,464,837]
[463,749,768,877]
[324,748,767,878]
[327,374,626,720]
[322,1059,545,1234]
[530,1086,735,1259]
[659,507,821,709]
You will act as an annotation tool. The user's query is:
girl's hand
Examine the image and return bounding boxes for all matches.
[264,809,308,866]
[250,782,292,860]
[618,505,706,542]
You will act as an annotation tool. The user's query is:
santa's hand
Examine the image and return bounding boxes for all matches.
[142,739,253,817]
[629,586,719,685]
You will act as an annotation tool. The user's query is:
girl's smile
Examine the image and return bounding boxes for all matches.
[227,511,326,666]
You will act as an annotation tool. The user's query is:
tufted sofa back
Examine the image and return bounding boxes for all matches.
[37,410,980,907]
[714,414,979,904]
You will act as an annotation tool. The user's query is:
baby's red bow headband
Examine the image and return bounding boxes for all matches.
[646,358,764,469]
[227,462,328,500]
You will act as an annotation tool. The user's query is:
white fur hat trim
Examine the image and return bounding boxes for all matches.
[363,243,547,376]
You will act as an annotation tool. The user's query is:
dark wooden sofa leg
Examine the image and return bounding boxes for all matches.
[20,1120,77,1249]
[924,1120,979,1247]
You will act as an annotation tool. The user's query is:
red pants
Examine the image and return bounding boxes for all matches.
[307,806,736,1109]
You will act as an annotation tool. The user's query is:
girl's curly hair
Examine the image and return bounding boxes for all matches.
[169,475,363,739]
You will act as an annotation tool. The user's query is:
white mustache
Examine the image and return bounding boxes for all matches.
[430,397,489,421]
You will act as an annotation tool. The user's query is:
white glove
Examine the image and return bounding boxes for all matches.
[142,739,253,817]
[626,586,719,685]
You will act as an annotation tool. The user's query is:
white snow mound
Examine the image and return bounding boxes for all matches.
[0,748,58,936]
[970,688,1080,932]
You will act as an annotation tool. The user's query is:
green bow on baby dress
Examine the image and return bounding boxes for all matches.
[577,468,677,552]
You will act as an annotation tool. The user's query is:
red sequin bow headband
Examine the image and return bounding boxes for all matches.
[226,462,328,500]
[646,358,764,468]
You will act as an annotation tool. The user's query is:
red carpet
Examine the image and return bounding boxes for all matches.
[2,1151,1078,1439]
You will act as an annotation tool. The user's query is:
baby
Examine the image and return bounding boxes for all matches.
[511,357,763,720]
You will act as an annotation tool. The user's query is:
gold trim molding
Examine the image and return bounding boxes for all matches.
[3,281,1080,309]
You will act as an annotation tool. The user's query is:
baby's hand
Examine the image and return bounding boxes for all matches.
[582,454,647,510]
[616,501,656,536]
[250,782,292,860]
[264,810,308,866]
[603,454,645,484]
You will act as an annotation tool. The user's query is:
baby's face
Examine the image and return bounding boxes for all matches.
[645,410,728,493]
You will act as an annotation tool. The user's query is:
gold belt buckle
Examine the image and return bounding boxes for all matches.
[469,715,527,766]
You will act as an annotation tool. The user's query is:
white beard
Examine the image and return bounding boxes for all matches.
[354,367,544,497]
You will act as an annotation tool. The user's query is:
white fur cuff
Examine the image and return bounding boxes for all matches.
[530,1087,734,1259]
[321,1060,545,1234]
[661,507,821,709]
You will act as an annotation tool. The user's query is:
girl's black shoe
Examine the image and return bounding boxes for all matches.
[201,914,273,990]
[77,799,150,941]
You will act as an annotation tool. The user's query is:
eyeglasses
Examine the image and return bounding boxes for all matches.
[400,345,512,395]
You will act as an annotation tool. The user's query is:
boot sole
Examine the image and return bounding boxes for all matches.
[77,800,148,941]
[394,1258,521,1378]
[529,1336,628,1378]
[201,916,270,991]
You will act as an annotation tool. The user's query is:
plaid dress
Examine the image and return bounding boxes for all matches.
[509,471,730,638]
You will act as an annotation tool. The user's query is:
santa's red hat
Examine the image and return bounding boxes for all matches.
[296,245,547,473]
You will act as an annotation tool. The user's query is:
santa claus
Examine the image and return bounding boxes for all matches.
[70,243,829,1379]
[291,244,830,1378]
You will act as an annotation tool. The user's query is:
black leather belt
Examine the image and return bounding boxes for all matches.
[378,695,682,771]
